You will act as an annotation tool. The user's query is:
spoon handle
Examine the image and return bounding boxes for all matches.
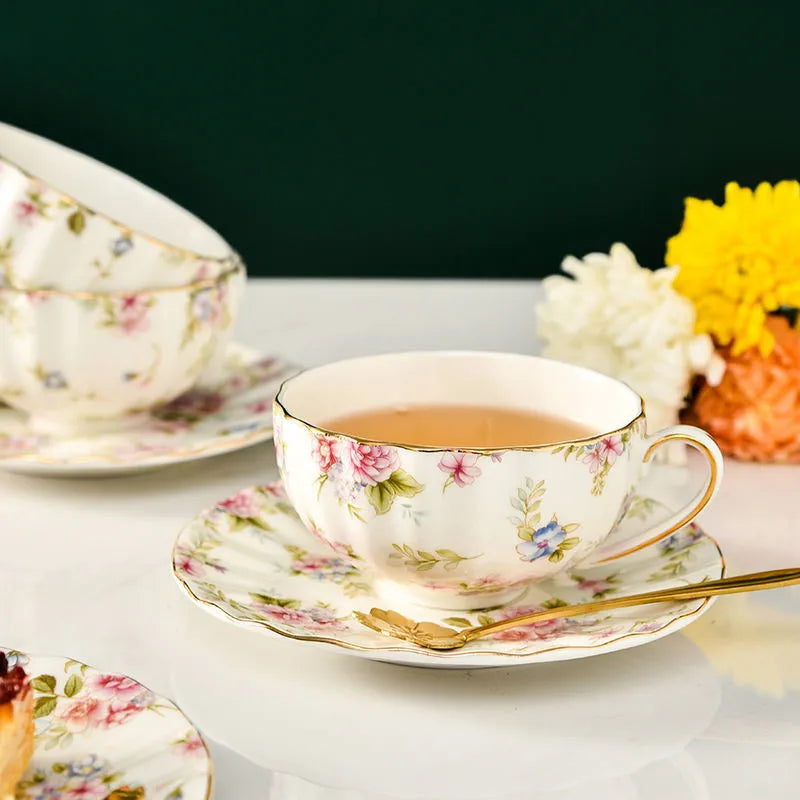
[465,567,800,643]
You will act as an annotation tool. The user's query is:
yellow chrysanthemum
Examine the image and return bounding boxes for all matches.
[667,181,800,355]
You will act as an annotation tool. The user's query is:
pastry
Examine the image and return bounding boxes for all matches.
[0,653,33,800]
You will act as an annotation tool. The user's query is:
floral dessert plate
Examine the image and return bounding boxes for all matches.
[172,467,725,669]
[0,344,298,476]
[1,648,212,799]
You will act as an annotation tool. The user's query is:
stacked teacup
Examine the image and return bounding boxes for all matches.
[0,122,245,436]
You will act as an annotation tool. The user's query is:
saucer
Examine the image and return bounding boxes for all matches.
[172,466,725,668]
[0,343,297,476]
[2,648,212,799]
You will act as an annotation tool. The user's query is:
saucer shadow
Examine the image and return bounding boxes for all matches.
[171,599,722,799]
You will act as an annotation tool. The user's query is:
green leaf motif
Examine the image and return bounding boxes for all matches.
[366,481,395,515]
[562,523,580,533]
[33,695,57,718]
[541,597,569,609]
[67,209,86,234]
[548,550,565,563]
[388,542,480,572]
[385,469,424,498]
[32,674,56,694]
[442,617,473,628]
[64,674,83,698]
[560,537,580,550]
[249,592,300,609]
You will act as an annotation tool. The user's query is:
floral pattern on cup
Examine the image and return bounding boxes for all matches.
[0,265,244,426]
[311,433,425,517]
[0,344,294,470]
[174,481,723,662]
[5,649,212,799]
[0,145,238,292]
[510,478,581,564]
[552,431,631,496]
[98,294,154,335]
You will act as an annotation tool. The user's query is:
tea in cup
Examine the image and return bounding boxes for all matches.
[274,351,722,610]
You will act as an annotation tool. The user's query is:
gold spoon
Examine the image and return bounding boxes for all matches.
[353,567,800,650]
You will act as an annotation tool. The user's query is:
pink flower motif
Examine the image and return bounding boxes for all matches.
[218,489,260,518]
[193,262,212,281]
[26,290,50,305]
[438,451,482,487]
[312,435,340,473]
[582,447,605,473]
[175,552,205,578]
[489,451,505,462]
[246,399,271,414]
[575,578,612,594]
[262,482,287,499]
[159,391,224,418]
[597,435,624,465]
[86,673,143,701]
[99,701,145,728]
[64,780,107,799]
[491,606,566,642]
[258,605,309,625]
[15,199,38,223]
[342,441,400,485]
[56,696,107,733]
[226,374,247,392]
[175,731,206,755]
[116,295,150,334]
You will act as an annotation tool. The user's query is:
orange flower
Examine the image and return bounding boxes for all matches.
[686,316,800,461]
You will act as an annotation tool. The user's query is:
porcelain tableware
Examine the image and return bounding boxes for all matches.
[172,469,725,668]
[0,343,294,475]
[356,567,800,649]
[0,121,239,291]
[273,351,723,610]
[2,648,212,799]
[0,264,244,434]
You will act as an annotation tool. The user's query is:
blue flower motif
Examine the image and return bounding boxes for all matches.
[67,755,105,778]
[517,520,567,562]
[112,236,134,256]
[42,370,67,389]
[661,526,703,554]
[1,650,29,669]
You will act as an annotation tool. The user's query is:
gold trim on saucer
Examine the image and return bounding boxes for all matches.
[1,422,273,468]
[172,528,725,661]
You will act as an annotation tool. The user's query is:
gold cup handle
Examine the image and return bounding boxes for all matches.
[589,424,724,564]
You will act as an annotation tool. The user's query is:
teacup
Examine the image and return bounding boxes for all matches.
[0,264,245,434]
[0,122,238,291]
[274,351,723,610]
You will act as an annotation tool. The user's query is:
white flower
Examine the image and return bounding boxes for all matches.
[536,243,724,463]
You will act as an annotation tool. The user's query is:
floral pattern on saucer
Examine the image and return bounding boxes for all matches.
[0,343,298,474]
[1,649,212,799]
[172,469,724,668]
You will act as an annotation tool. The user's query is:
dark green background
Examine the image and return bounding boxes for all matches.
[2,2,797,278]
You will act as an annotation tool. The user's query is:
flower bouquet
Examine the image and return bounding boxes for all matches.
[537,180,800,463]
[669,182,800,462]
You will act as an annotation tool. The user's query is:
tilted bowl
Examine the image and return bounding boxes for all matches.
[0,122,239,291]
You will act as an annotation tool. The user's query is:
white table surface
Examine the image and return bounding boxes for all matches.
[2,278,800,799]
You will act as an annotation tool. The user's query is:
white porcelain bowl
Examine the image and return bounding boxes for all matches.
[0,122,239,291]
[0,263,245,433]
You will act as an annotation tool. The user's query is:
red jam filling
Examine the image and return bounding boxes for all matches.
[0,653,27,704]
